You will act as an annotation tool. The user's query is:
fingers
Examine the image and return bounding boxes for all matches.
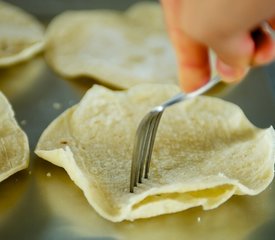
[161,0,275,90]
[215,27,275,82]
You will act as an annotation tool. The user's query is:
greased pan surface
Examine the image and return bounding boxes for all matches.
[0,0,275,239]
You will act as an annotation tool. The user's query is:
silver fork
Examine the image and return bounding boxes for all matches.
[130,75,221,193]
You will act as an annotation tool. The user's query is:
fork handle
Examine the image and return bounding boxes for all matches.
[159,75,221,110]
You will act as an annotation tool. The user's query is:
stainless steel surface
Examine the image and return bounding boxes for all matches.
[0,1,275,239]
[130,76,220,193]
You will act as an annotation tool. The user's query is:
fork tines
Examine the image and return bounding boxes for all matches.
[129,75,221,193]
[130,109,163,193]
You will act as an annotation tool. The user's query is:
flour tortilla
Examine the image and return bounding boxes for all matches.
[0,1,44,67]
[35,84,275,222]
[0,91,29,182]
[45,2,178,89]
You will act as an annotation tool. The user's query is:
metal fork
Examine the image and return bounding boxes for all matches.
[130,75,221,193]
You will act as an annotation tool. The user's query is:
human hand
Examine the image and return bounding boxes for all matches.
[161,0,275,92]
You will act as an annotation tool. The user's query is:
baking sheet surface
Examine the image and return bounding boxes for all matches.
[1,1,275,239]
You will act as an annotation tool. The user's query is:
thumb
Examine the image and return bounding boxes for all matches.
[161,0,211,92]
[173,31,211,92]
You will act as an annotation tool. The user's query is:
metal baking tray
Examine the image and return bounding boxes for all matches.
[1,1,275,239]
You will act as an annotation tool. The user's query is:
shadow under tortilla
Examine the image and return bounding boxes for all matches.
[0,170,29,224]
[0,55,46,101]
[60,75,124,96]
[0,168,53,240]
[33,156,272,240]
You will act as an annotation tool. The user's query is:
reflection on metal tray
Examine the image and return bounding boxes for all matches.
[0,0,275,239]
